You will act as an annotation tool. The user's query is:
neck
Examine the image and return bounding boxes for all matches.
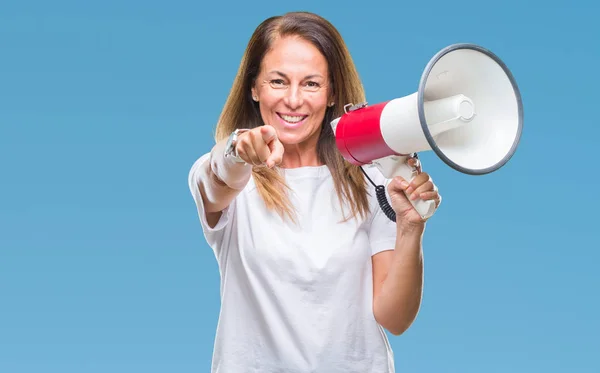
[280,142,322,168]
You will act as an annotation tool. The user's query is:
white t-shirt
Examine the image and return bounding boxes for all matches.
[188,153,399,373]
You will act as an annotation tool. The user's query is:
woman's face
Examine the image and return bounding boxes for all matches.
[251,35,331,148]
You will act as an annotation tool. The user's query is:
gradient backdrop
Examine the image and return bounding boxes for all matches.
[1,0,599,372]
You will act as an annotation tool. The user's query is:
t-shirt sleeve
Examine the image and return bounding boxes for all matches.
[366,171,398,256]
[187,152,235,250]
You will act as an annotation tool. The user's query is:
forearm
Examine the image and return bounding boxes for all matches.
[373,223,425,335]
[199,138,252,213]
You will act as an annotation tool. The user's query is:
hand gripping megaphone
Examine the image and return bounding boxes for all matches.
[331,43,523,222]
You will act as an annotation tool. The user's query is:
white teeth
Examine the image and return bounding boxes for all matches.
[280,114,305,123]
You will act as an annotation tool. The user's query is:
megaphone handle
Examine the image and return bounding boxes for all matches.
[370,155,437,221]
[396,161,437,220]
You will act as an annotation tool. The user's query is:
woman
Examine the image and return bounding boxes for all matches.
[188,11,442,373]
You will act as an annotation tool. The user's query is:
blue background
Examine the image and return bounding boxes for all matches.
[1,0,598,372]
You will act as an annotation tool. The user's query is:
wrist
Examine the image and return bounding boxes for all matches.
[224,128,250,163]
[396,220,425,237]
[210,138,252,190]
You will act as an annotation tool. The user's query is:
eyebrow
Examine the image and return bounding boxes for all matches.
[268,70,324,80]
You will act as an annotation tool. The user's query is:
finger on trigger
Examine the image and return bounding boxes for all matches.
[409,172,429,188]
[411,180,434,200]
[405,175,423,195]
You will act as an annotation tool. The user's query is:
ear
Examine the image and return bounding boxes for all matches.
[327,93,335,107]
[327,85,335,107]
[251,86,259,102]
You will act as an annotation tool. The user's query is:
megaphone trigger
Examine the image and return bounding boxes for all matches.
[408,152,421,172]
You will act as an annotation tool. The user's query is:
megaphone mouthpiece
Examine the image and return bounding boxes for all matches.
[424,94,476,136]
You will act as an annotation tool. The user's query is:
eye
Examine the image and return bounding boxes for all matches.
[269,79,287,88]
[303,81,321,91]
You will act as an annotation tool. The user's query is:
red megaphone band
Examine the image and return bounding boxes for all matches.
[334,101,398,165]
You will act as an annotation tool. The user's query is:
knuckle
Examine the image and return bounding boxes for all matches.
[238,135,250,146]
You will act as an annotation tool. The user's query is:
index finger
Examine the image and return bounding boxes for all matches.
[260,125,278,144]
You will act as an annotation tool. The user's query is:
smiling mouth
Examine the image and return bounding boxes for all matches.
[277,113,308,124]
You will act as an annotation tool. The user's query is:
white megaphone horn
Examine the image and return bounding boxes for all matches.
[331,43,523,221]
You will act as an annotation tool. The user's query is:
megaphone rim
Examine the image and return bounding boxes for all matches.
[417,43,524,175]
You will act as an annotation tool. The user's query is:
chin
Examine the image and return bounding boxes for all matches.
[277,132,304,145]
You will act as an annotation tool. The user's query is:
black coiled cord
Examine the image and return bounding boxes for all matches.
[360,166,396,223]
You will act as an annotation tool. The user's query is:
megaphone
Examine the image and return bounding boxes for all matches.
[331,43,523,221]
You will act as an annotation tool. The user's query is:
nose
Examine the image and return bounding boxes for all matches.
[283,85,303,109]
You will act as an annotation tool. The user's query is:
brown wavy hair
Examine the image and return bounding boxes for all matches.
[214,11,369,222]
